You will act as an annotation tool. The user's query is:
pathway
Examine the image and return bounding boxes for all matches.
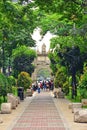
[9,92,69,130]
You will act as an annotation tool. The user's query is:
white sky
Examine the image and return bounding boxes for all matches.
[32,28,54,52]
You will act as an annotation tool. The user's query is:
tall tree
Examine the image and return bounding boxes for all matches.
[0,0,36,75]
[12,45,36,78]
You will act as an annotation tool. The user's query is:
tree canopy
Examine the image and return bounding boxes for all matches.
[0,0,87,99]
[0,0,37,75]
[12,45,36,77]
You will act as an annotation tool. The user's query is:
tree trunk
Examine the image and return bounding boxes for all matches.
[2,42,6,75]
[8,56,11,76]
[71,66,77,99]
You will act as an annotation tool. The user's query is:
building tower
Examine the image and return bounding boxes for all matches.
[42,43,46,54]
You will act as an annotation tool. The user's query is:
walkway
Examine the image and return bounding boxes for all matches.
[1,91,87,130]
[8,92,69,130]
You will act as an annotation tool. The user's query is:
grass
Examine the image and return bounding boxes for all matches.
[66,88,81,103]
[82,106,87,108]
[66,88,87,109]
[66,94,81,102]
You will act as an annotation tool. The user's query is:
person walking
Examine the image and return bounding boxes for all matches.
[38,82,41,93]
[43,80,47,91]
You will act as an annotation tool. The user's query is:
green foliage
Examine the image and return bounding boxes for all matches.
[54,67,67,87]
[8,76,16,86]
[0,74,7,97]
[37,69,50,79]
[34,0,83,36]
[63,80,69,95]
[48,52,58,76]
[0,73,5,96]
[12,45,36,77]
[12,45,36,58]
[78,64,87,98]
[12,86,17,96]
[0,73,12,100]
[66,91,81,102]
[17,71,32,91]
[0,1,36,74]
[54,66,70,95]
[0,0,86,101]
[33,0,87,99]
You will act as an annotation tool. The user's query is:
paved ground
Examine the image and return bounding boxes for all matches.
[0,91,87,130]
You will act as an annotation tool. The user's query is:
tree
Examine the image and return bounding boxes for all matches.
[49,31,87,98]
[12,45,36,78]
[0,0,36,75]
[33,0,83,35]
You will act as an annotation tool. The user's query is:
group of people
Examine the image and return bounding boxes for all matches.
[32,80,54,93]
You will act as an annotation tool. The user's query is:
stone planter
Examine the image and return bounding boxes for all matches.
[1,103,12,114]
[72,103,82,113]
[74,109,87,123]
[81,99,87,106]
[7,94,17,109]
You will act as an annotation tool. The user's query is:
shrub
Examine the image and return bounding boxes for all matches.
[63,80,69,95]
[54,67,70,95]
[8,76,16,86]
[12,86,17,96]
[54,67,67,88]
[78,73,87,98]
[17,71,32,91]
[0,73,12,101]
[78,63,87,99]
[0,74,5,97]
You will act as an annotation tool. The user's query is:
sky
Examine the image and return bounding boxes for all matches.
[32,28,54,52]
